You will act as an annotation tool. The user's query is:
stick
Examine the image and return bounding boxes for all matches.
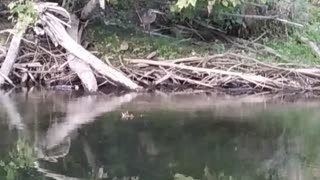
[220,13,304,28]
[80,0,98,20]
[0,26,24,86]
[125,58,288,89]
[39,9,141,90]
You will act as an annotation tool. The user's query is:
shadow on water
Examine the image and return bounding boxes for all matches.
[1,89,320,179]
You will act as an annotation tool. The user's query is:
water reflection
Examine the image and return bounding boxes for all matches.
[0,90,320,179]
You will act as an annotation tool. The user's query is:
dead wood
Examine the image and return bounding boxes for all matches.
[36,3,141,90]
[125,58,285,90]
[0,26,24,86]
[121,53,320,94]
[80,0,98,20]
[66,14,97,92]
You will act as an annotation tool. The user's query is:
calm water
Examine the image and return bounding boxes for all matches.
[1,90,320,180]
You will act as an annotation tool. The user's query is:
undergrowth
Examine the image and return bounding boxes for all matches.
[87,24,225,61]
[86,1,320,66]
[263,5,320,65]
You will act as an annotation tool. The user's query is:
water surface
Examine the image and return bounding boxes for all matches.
[1,90,320,180]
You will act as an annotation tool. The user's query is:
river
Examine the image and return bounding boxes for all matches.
[0,89,320,180]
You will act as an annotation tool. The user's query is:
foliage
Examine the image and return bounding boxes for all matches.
[8,0,38,31]
[88,25,225,60]
[173,0,243,13]
[174,166,234,180]
[0,138,36,180]
[175,173,198,180]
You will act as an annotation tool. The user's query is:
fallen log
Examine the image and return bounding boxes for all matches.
[36,3,141,90]
[80,0,99,20]
[66,14,97,92]
[0,25,24,86]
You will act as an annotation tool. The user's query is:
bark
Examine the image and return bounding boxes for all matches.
[0,26,24,85]
[80,0,98,20]
[41,11,141,90]
[67,14,98,92]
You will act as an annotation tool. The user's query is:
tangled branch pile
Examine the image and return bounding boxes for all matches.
[0,33,76,87]
[122,53,320,94]
[0,2,141,91]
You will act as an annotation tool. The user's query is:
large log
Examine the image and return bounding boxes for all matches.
[0,26,24,86]
[66,14,98,92]
[36,3,141,90]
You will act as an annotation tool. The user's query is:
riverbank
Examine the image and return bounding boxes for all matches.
[1,2,320,96]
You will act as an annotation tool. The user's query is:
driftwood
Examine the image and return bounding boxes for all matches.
[35,3,141,90]
[0,25,24,86]
[220,13,304,28]
[80,0,99,20]
[125,58,285,90]
[0,2,140,91]
[66,14,97,92]
[122,53,320,93]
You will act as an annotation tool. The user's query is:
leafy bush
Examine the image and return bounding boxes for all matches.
[8,1,38,31]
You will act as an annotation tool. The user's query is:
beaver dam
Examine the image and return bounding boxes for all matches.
[1,1,320,95]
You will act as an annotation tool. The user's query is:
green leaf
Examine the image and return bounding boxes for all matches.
[175,0,197,10]
[221,0,229,7]
[174,173,197,180]
[119,41,129,51]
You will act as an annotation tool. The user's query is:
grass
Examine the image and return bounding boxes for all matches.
[86,23,226,63]
[265,36,320,65]
[85,4,320,67]
[262,5,320,65]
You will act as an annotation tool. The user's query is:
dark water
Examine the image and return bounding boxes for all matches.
[1,90,320,180]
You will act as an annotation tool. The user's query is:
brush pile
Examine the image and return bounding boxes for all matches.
[0,1,141,91]
[2,24,320,94]
[122,53,320,94]
[2,31,320,95]
[0,33,76,87]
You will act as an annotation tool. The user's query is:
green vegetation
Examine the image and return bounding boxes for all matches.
[8,1,37,31]
[88,25,225,60]
[4,0,320,70]
[263,4,320,65]
[85,0,320,65]
[0,138,39,180]
[174,166,237,180]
